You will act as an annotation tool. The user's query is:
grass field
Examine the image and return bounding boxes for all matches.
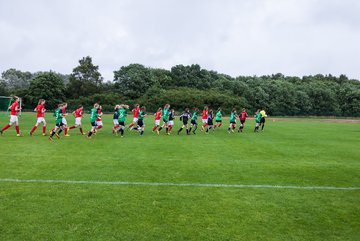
[0,113,359,241]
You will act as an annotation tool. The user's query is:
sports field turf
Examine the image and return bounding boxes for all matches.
[0,113,359,241]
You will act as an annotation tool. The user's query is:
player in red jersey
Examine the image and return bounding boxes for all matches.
[152,107,162,132]
[201,106,209,131]
[0,96,22,136]
[29,99,47,136]
[128,104,140,130]
[95,105,103,131]
[238,108,248,132]
[68,105,84,134]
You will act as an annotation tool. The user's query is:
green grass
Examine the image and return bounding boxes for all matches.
[0,113,359,241]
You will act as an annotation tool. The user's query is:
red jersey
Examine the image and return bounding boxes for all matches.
[62,107,67,114]
[202,110,208,119]
[240,111,248,120]
[36,104,45,117]
[96,108,102,121]
[133,107,140,118]
[155,111,162,120]
[10,102,19,116]
[75,108,83,118]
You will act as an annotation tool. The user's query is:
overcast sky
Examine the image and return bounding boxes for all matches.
[0,0,359,81]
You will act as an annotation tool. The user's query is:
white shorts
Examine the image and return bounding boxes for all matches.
[202,119,208,124]
[75,117,82,125]
[113,119,119,125]
[133,117,138,122]
[62,118,67,125]
[96,121,103,126]
[10,115,18,123]
[169,120,174,126]
[155,120,160,126]
[36,117,45,124]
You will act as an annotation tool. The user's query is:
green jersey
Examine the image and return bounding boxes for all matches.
[215,111,222,121]
[117,108,127,122]
[230,112,236,123]
[191,111,198,120]
[162,108,169,121]
[53,108,63,124]
[138,110,145,120]
[255,113,262,123]
[90,108,99,123]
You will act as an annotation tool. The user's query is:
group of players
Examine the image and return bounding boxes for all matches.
[0,96,268,140]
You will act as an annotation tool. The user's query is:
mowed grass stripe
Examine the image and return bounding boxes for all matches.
[1,178,359,190]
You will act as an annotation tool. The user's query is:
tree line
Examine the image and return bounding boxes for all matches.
[0,56,359,116]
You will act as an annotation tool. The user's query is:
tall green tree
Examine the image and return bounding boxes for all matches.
[1,68,32,91]
[25,72,65,109]
[113,64,153,98]
[66,56,103,98]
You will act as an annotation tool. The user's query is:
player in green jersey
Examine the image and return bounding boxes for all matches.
[214,108,222,129]
[189,108,199,134]
[87,103,100,139]
[137,106,146,136]
[49,103,64,141]
[157,104,170,135]
[227,108,238,133]
[116,104,128,137]
[254,109,262,132]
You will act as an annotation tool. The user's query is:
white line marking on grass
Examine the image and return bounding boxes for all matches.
[0,178,359,190]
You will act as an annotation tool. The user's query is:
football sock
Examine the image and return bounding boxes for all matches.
[64,128,68,135]
[158,127,163,131]
[1,124,11,132]
[178,127,183,134]
[69,125,76,129]
[262,125,265,130]
[79,128,83,134]
[42,126,46,134]
[30,125,37,134]
[128,123,134,128]
[15,125,20,134]
[97,125,103,129]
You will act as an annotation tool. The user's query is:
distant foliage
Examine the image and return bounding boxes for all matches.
[1,58,359,116]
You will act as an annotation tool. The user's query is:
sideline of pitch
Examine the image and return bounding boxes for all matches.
[0,178,359,190]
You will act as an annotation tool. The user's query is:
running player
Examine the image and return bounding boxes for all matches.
[254,109,262,132]
[152,107,162,133]
[112,105,120,134]
[168,109,175,134]
[227,108,237,133]
[0,96,22,136]
[238,108,248,132]
[137,106,146,136]
[128,104,140,130]
[157,104,170,135]
[87,103,100,139]
[29,99,46,136]
[260,109,268,131]
[61,103,70,136]
[206,109,214,133]
[189,108,199,134]
[177,108,191,135]
[49,104,64,141]
[214,108,222,129]
[68,105,84,135]
[95,105,103,131]
[201,106,209,131]
[116,104,128,137]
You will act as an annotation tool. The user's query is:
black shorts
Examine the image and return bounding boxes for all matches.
[182,119,188,126]
[55,122,64,128]
[163,119,168,123]
[191,120,197,125]
[137,120,144,127]
[230,121,236,124]
[208,120,213,125]
[216,120,222,123]
[91,121,97,127]
[260,117,265,124]
[240,119,246,124]
[119,121,125,126]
